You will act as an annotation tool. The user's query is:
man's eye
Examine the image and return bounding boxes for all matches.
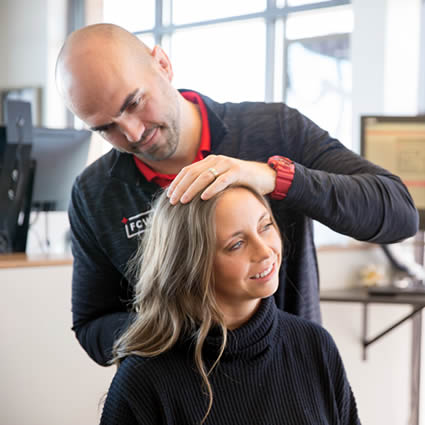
[98,124,115,135]
[128,98,141,111]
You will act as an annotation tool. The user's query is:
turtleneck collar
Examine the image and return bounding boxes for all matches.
[203,296,279,361]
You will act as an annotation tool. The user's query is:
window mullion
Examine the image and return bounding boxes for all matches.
[265,0,276,102]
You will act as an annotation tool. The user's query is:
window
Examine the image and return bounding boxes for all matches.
[95,0,354,246]
[285,7,353,147]
[171,20,266,103]
[103,0,155,32]
[287,0,328,6]
[172,0,266,25]
[100,0,352,145]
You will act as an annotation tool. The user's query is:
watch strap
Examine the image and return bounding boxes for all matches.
[267,155,295,200]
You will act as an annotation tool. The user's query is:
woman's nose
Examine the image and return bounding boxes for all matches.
[252,237,272,262]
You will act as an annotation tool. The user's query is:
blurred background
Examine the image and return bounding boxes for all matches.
[1,1,425,424]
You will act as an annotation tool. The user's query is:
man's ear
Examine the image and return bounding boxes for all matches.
[151,45,174,82]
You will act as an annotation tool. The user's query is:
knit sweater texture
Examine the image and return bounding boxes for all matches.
[100,297,361,425]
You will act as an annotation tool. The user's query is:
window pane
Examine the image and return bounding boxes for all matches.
[171,20,265,103]
[172,0,266,25]
[136,33,155,49]
[286,6,353,39]
[286,35,352,148]
[287,0,328,6]
[103,0,155,32]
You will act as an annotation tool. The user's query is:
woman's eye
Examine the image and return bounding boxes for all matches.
[262,222,274,231]
[229,241,243,251]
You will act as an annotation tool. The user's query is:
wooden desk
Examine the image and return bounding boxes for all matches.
[0,253,72,269]
[321,287,425,425]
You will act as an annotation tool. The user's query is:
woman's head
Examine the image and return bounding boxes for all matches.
[130,184,282,328]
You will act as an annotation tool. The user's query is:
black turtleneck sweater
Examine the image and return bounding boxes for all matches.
[100,297,360,425]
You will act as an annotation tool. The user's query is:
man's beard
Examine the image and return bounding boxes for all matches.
[134,117,180,162]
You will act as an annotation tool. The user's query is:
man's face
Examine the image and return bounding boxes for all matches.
[64,48,181,164]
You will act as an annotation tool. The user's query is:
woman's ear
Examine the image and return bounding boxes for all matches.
[151,45,174,82]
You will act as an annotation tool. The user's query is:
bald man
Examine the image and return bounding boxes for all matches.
[56,23,418,366]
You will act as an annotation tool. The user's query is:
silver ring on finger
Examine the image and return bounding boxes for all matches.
[208,167,219,179]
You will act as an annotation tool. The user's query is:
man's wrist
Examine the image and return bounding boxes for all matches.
[267,155,295,200]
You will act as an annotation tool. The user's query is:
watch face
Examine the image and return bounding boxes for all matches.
[269,156,282,168]
[269,156,292,168]
[269,160,278,169]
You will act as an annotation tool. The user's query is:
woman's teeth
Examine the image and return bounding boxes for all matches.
[253,263,273,279]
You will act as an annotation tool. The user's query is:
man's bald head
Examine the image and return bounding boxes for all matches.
[54,23,186,167]
[57,23,152,69]
[55,24,155,117]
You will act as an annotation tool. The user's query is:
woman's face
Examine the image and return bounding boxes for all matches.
[213,188,282,328]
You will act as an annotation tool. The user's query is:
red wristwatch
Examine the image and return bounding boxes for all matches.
[267,155,295,200]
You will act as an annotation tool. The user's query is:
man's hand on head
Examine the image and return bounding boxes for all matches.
[166,155,276,204]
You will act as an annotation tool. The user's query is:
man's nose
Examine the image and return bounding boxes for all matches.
[118,116,145,143]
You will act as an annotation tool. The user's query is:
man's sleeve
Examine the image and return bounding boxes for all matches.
[279,105,418,243]
[69,180,133,366]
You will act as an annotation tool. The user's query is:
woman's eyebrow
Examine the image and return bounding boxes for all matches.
[220,212,270,245]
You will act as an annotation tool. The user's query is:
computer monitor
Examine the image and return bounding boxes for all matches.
[0,97,92,253]
[0,100,34,252]
[361,115,425,230]
[31,127,91,211]
[0,125,91,252]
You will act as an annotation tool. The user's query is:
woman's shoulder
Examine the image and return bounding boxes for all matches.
[113,355,154,386]
[275,309,338,354]
[118,352,170,375]
[116,350,190,385]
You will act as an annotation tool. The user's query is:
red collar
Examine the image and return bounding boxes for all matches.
[133,91,211,187]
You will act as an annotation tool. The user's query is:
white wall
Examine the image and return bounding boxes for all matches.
[0,265,115,425]
[351,0,387,151]
[0,0,47,88]
[384,0,422,114]
[0,0,67,127]
[351,0,422,152]
[45,0,68,127]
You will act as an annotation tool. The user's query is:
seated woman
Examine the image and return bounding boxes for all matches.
[100,185,361,425]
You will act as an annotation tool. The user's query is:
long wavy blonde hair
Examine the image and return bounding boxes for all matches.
[112,184,277,423]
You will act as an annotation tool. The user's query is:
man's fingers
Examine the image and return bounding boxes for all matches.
[166,155,273,205]
[178,167,225,204]
[168,166,218,204]
[200,171,235,200]
[167,155,218,200]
